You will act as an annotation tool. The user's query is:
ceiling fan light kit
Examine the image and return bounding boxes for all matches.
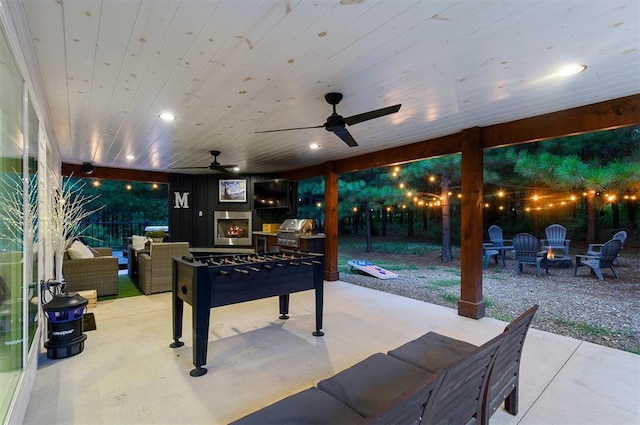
[256,92,401,147]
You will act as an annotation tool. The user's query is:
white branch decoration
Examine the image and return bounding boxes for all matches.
[0,171,37,251]
[51,176,104,279]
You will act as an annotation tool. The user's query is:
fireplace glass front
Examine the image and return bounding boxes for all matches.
[214,211,252,246]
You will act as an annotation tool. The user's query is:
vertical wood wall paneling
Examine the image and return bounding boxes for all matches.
[168,174,195,245]
[169,174,301,248]
[196,175,213,247]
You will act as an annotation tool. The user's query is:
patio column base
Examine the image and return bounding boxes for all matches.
[325,270,340,281]
[458,299,486,319]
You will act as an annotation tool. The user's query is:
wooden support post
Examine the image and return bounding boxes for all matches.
[324,162,339,281]
[459,127,485,319]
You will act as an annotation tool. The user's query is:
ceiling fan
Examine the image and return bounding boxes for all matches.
[170,150,239,175]
[256,92,401,147]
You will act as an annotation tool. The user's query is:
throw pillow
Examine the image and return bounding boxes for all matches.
[132,234,150,250]
[66,240,95,259]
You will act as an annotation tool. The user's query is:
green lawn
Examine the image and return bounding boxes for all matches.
[98,274,143,301]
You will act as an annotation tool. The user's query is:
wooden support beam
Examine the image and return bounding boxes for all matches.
[282,95,640,181]
[282,133,462,181]
[334,133,463,175]
[482,94,640,149]
[62,163,169,183]
[324,162,339,281]
[458,127,485,319]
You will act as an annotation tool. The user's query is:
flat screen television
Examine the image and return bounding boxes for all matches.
[253,179,290,209]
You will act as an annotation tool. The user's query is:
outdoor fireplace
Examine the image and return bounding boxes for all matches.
[213,211,252,246]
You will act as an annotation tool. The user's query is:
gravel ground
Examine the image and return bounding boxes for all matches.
[338,242,640,354]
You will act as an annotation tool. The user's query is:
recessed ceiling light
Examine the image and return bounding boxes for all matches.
[126,155,135,160]
[159,112,176,121]
[309,143,320,150]
[232,166,240,172]
[557,64,587,76]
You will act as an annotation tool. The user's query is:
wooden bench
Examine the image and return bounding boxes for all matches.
[389,304,538,422]
[230,305,538,425]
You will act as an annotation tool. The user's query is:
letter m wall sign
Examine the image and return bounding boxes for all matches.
[174,192,190,209]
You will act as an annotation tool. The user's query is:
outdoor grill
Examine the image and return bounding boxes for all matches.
[276,218,317,248]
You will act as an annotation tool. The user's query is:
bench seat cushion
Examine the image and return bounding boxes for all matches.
[387,331,477,373]
[317,353,435,418]
[229,387,363,425]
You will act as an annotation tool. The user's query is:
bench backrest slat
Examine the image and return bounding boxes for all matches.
[420,333,503,425]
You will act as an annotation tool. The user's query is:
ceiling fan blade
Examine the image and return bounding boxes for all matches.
[169,166,209,169]
[343,104,401,126]
[255,125,324,134]
[333,127,358,147]
[213,165,239,175]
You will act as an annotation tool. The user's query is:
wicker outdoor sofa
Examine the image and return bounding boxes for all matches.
[62,247,119,296]
[137,242,189,294]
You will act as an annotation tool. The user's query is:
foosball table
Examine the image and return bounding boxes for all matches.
[170,251,325,377]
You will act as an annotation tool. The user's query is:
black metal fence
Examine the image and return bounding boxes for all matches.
[80,221,167,250]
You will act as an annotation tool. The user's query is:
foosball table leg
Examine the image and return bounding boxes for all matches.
[190,366,207,377]
[170,339,184,348]
[312,278,324,337]
[279,294,290,320]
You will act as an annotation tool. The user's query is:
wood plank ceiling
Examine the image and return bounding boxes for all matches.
[13,0,640,175]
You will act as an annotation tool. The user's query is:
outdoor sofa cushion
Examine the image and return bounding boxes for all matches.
[387,331,477,373]
[229,387,364,425]
[66,240,95,259]
[316,352,435,418]
[131,234,150,250]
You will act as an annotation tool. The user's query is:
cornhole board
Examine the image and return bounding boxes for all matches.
[348,260,398,279]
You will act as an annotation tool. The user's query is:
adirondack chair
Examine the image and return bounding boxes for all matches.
[483,245,501,268]
[513,233,548,277]
[540,224,570,257]
[575,239,622,281]
[488,225,512,247]
[485,225,514,266]
[587,230,626,265]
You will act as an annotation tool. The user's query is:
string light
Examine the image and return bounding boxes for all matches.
[391,165,639,214]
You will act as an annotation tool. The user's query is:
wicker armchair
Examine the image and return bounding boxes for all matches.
[137,242,189,295]
[62,247,119,296]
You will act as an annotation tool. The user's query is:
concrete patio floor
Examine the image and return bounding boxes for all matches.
[24,280,639,425]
